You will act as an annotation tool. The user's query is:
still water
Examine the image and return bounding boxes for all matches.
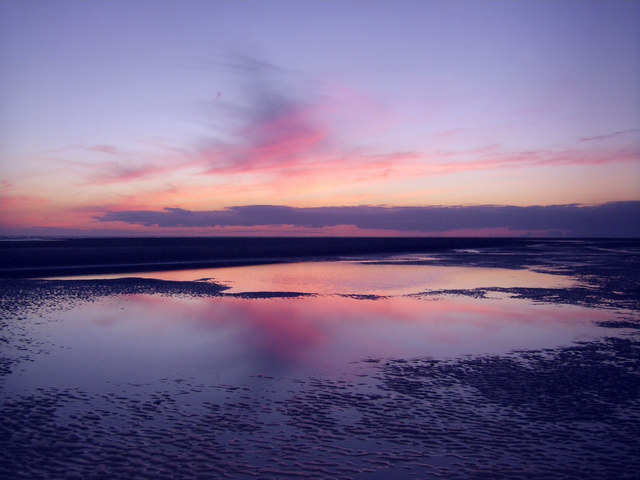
[50,258,574,294]
[8,259,616,394]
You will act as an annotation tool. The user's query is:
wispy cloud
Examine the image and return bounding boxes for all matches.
[86,161,187,184]
[87,145,124,155]
[580,129,640,143]
[191,57,640,183]
[28,55,640,205]
[488,144,640,169]
[74,145,198,185]
[198,55,331,175]
[95,201,640,237]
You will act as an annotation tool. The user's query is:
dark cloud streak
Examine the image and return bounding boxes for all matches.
[579,129,640,143]
[95,202,640,237]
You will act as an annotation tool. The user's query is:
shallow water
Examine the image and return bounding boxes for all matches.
[48,257,574,294]
[9,258,614,395]
[3,254,640,479]
[4,275,613,395]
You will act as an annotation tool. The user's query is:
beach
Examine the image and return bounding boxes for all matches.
[1,238,639,479]
[3,0,639,477]
[0,237,536,278]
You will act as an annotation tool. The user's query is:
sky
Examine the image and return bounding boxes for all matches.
[1,0,639,237]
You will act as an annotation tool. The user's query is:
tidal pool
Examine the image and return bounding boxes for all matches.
[15,258,610,394]
[48,257,574,295]
[3,255,639,479]
[5,286,616,395]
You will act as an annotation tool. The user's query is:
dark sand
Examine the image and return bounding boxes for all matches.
[1,237,562,278]
[1,238,639,479]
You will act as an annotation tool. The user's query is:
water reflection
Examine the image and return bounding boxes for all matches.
[51,258,574,295]
[11,293,615,392]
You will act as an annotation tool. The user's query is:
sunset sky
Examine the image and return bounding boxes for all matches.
[1,0,639,237]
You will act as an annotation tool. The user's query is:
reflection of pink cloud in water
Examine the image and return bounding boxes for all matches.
[207,299,328,367]
[26,291,622,392]
[127,294,329,368]
[119,293,615,376]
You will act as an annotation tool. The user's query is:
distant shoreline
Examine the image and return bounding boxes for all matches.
[1,237,637,278]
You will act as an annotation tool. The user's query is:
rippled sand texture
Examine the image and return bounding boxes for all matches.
[1,240,639,479]
[1,339,639,479]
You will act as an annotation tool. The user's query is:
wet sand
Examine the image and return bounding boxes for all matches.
[1,239,639,479]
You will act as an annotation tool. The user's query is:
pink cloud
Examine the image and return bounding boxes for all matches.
[32,52,638,201]
[77,152,200,186]
[11,51,636,225]
[201,103,331,175]
[192,113,639,193]
[580,129,640,143]
[87,145,122,155]
[419,143,640,176]
[87,161,180,184]
[69,136,637,217]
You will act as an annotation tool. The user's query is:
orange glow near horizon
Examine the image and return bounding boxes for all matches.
[1,1,638,237]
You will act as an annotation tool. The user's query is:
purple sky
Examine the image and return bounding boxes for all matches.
[1,0,638,236]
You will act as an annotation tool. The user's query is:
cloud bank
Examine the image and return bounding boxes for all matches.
[95,201,640,237]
